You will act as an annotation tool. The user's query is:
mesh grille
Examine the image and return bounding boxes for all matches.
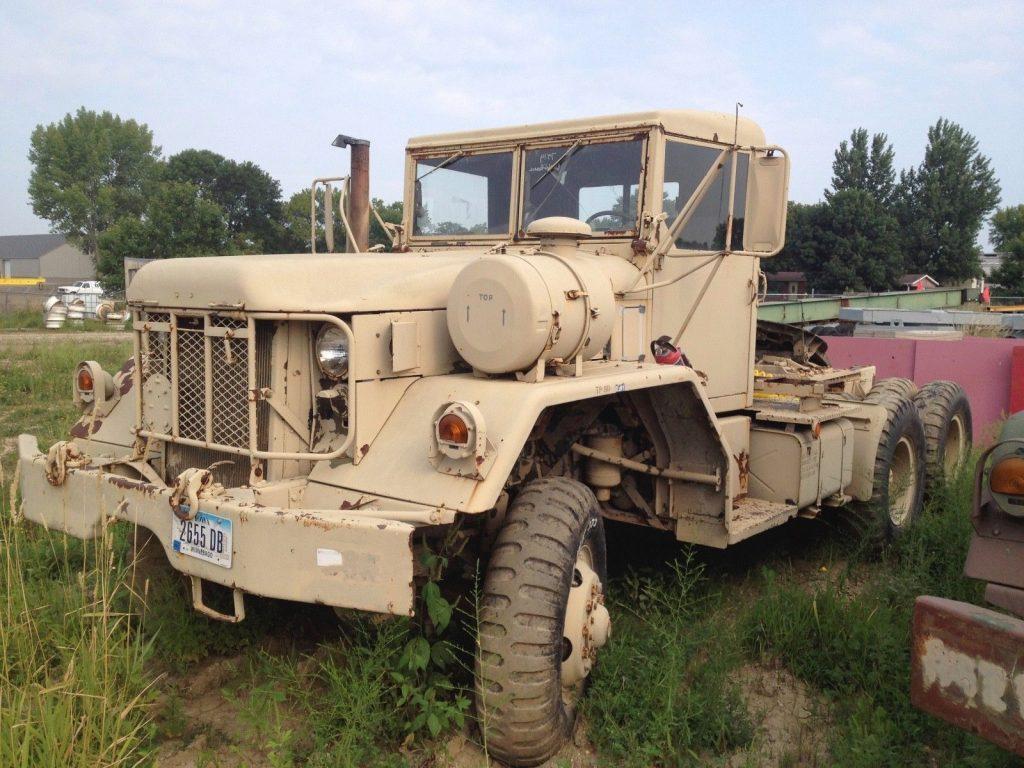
[255,322,273,452]
[141,330,170,382]
[134,313,320,468]
[211,315,247,330]
[177,330,207,441]
[211,335,249,447]
[166,444,250,488]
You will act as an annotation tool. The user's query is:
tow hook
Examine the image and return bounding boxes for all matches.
[44,440,90,486]
[169,467,214,521]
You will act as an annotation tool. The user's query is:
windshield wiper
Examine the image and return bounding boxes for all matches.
[416,151,465,182]
[529,141,581,190]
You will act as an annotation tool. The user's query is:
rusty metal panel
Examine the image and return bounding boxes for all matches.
[911,595,1024,757]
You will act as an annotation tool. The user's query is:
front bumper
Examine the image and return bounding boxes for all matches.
[16,434,416,616]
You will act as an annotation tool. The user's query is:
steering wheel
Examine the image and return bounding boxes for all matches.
[585,210,629,227]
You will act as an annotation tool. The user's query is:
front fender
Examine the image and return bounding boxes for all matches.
[306,361,708,513]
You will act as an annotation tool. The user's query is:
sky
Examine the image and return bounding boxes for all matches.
[1,0,1021,241]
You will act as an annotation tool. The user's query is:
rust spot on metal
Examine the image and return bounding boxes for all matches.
[734,451,750,496]
[294,511,338,531]
[117,357,136,394]
[107,474,160,495]
[70,417,103,439]
[911,595,1024,756]
[340,495,376,511]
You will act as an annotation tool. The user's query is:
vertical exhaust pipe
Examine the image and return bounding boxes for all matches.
[332,134,370,252]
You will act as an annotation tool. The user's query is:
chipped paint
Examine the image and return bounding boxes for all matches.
[912,596,1024,756]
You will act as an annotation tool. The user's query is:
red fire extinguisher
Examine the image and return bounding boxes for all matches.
[651,335,692,367]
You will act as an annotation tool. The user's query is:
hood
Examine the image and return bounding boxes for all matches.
[127,251,482,312]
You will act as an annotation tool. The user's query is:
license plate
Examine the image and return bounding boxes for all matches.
[172,512,232,568]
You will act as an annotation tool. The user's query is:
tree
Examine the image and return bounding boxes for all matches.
[990,204,1024,251]
[370,198,403,250]
[806,189,904,292]
[773,201,825,275]
[828,128,896,206]
[279,187,346,253]
[896,118,1001,282]
[280,190,403,253]
[989,204,1024,295]
[28,108,161,255]
[96,182,232,289]
[165,149,285,251]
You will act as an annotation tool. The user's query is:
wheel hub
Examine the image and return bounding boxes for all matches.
[561,552,610,688]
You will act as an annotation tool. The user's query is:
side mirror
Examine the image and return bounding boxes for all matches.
[742,147,790,256]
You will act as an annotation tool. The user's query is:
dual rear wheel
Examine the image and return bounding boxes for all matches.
[861,377,971,537]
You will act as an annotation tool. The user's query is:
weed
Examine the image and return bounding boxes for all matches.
[0,482,155,766]
[585,552,752,767]
[390,544,470,742]
[741,465,1018,767]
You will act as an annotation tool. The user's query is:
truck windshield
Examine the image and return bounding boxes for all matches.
[522,139,643,234]
[414,151,513,236]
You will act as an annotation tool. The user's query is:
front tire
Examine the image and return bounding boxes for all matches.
[475,478,609,767]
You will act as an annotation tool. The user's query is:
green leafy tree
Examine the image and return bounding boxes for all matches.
[165,149,285,250]
[28,107,161,255]
[280,191,402,252]
[897,118,1001,282]
[96,182,232,290]
[370,198,403,249]
[989,204,1024,294]
[772,201,825,275]
[828,128,897,206]
[806,189,904,292]
[279,187,347,253]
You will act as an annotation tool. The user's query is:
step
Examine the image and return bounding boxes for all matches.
[672,497,800,548]
[726,497,799,544]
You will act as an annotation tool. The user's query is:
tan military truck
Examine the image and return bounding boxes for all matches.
[17,110,972,766]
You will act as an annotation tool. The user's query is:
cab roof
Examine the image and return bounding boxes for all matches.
[407,109,767,150]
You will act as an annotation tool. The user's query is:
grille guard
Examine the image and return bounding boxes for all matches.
[132,309,354,462]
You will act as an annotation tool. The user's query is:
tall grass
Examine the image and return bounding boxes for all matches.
[0,463,155,767]
[742,467,1018,767]
[0,309,45,331]
[584,552,752,766]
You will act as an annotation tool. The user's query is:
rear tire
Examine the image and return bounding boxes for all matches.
[475,478,609,767]
[857,392,927,539]
[913,381,972,486]
[866,377,918,403]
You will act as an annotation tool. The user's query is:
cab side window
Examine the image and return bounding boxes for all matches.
[663,141,748,251]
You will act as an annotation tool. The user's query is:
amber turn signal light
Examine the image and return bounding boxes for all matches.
[991,456,1024,496]
[437,413,470,445]
[76,366,94,393]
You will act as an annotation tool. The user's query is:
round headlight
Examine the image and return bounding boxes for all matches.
[315,325,350,379]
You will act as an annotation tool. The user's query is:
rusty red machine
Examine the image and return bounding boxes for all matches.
[911,412,1024,757]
